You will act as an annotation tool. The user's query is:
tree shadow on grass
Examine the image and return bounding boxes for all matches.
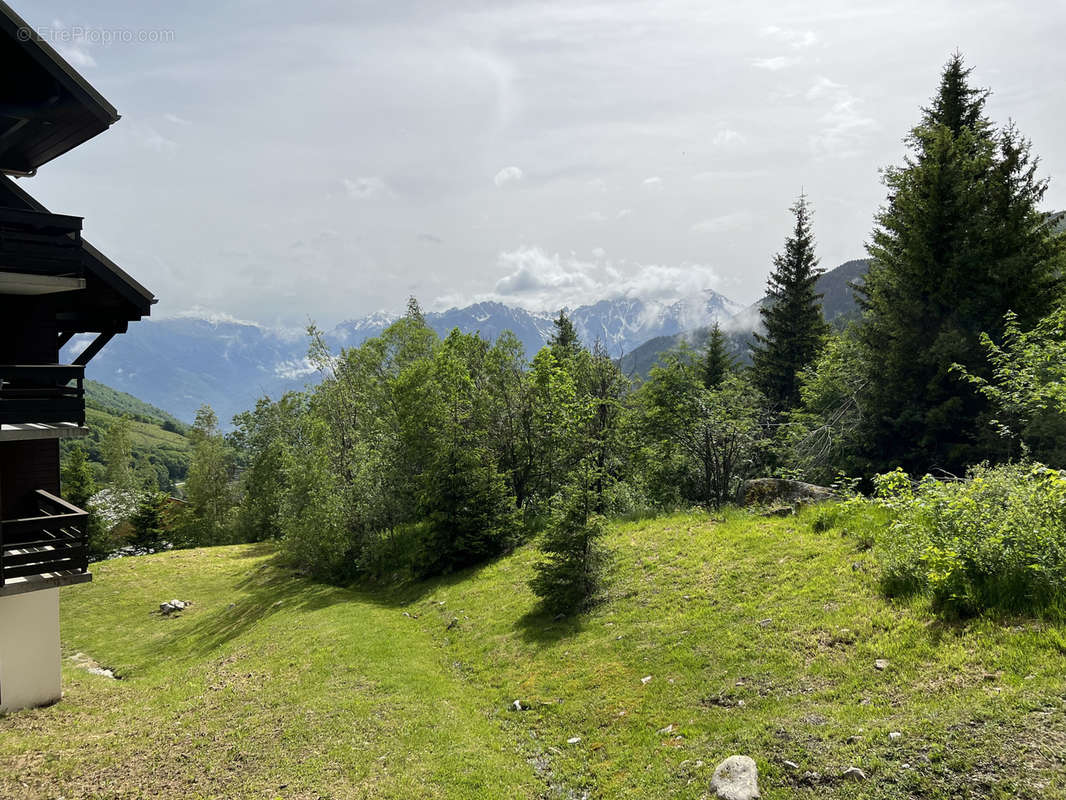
[513,606,586,645]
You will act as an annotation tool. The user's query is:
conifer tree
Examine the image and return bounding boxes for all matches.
[700,322,735,389]
[751,194,828,410]
[548,310,582,362]
[857,53,1064,472]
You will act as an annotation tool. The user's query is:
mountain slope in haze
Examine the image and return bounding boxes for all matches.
[77,291,741,424]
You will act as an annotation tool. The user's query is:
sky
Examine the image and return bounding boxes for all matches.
[13,0,1066,328]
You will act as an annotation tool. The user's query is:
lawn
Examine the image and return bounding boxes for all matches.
[2,507,1065,799]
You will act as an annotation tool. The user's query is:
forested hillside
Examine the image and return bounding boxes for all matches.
[63,381,192,491]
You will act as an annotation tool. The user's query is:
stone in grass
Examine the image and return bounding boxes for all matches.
[710,755,760,800]
[567,736,581,745]
[889,731,902,741]
[159,599,190,615]
[841,767,867,781]
[874,658,889,671]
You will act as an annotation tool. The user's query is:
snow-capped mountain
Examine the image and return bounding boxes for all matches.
[70,290,742,425]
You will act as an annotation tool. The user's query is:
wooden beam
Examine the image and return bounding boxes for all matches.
[72,330,115,366]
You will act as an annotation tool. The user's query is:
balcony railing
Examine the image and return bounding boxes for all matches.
[0,365,85,426]
[0,490,89,588]
[0,206,83,276]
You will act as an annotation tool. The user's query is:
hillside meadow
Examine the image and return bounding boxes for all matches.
[2,507,1064,799]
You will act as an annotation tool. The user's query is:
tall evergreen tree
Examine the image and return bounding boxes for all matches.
[700,322,735,389]
[751,194,828,409]
[548,310,582,362]
[857,54,1064,473]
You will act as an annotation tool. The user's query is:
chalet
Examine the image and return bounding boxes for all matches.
[0,1,154,712]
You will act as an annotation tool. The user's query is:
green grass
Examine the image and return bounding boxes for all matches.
[2,507,1065,799]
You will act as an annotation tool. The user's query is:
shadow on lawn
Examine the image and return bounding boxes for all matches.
[513,606,585,644]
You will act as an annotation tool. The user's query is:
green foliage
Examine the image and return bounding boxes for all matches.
[699,321,734,389]
[173,405,236,547]
[129,492,170,551]
[857,54,1065,474]
[875,462,1066,617]
[101,416,134,492]
[60,443,112,559]
[751,193,829,410]
[638,349,766,508]
[784,329,867,482]
[530,460,609,615]
[954,307,1066,461]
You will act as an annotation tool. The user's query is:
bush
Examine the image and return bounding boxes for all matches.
[875,462,1066,617]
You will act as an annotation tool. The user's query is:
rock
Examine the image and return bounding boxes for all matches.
[512,699,526,711]
[446,617,459,630]
[874,658,889,671]
[738,478,835,508]
[758,506,793,518]
[757,618,773,627]
[87,666,116,679]
[889,731,902,741]
[641,675,653,685]
[160,599,190,615]
[710,755,760,800]
[567,736,581,745]
[841,766,867,781]
[782,760,799,771]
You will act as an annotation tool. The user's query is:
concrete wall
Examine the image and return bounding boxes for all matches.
[0,587,61,713]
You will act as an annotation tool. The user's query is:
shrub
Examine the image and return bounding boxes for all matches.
[875,462,1066,617]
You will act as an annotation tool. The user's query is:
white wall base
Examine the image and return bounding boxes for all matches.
[0,587,61,713]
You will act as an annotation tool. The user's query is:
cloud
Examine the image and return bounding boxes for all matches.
[750,56,798,71]
[806,77,878,157]
[164,113,192,126]
[493,166,524,187]
[132,125,177,154]
[579,210,607,222]
[55,43,96,68]
[479,246,723,312]
[343,176,386,198]
[642,176,662,186]
[616,208,633,218]
[691,212,754,234]
[274,358,317,380]
[417,232,443,244]
[712,128,745,147]
[761,25,818,49]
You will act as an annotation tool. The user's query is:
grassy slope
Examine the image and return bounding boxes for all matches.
[2,508,1065,799]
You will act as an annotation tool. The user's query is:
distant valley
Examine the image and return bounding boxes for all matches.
[69,260,866,425]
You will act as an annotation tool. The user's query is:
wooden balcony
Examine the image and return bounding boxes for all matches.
[0,206,83,276]
[0,365,85,427]
[0,490,89,592]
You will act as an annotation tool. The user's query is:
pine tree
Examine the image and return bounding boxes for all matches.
[857,54,1064,473]
[751,194,828,410]
[700,322,735,389]
[549,310,582,362]
[529,458,608,616]
[130,492,168,551]
[61,444,111,559]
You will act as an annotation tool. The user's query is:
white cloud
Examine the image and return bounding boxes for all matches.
[343,176,386,198]
[55,43,96,68]
[132,125,177,154]
[691,212,754,234]
[164,113,192,126]
[493,166,524,187]
[480,246,723,312]
[806,77,878,158]
[274,358,317,380]
[761,25,818,49]
[712,128,745,147]
[750,56,798,71]
[642,175,662,186]
[579,210,607,222]
[616,208,633,218]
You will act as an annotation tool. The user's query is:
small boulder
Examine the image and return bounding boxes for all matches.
[710,755,760,800]
[874,658,889,671]
[889,731,902,741]
[841,767,867,781]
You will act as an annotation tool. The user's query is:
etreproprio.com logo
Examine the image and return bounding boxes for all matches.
[18,25,175,45]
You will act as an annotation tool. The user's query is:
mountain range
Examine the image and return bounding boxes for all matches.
[69,258,874,425]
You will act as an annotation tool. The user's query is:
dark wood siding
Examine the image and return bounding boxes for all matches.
[0,440,60,518]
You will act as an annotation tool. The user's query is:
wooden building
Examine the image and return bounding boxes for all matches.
[0,0,154,711]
